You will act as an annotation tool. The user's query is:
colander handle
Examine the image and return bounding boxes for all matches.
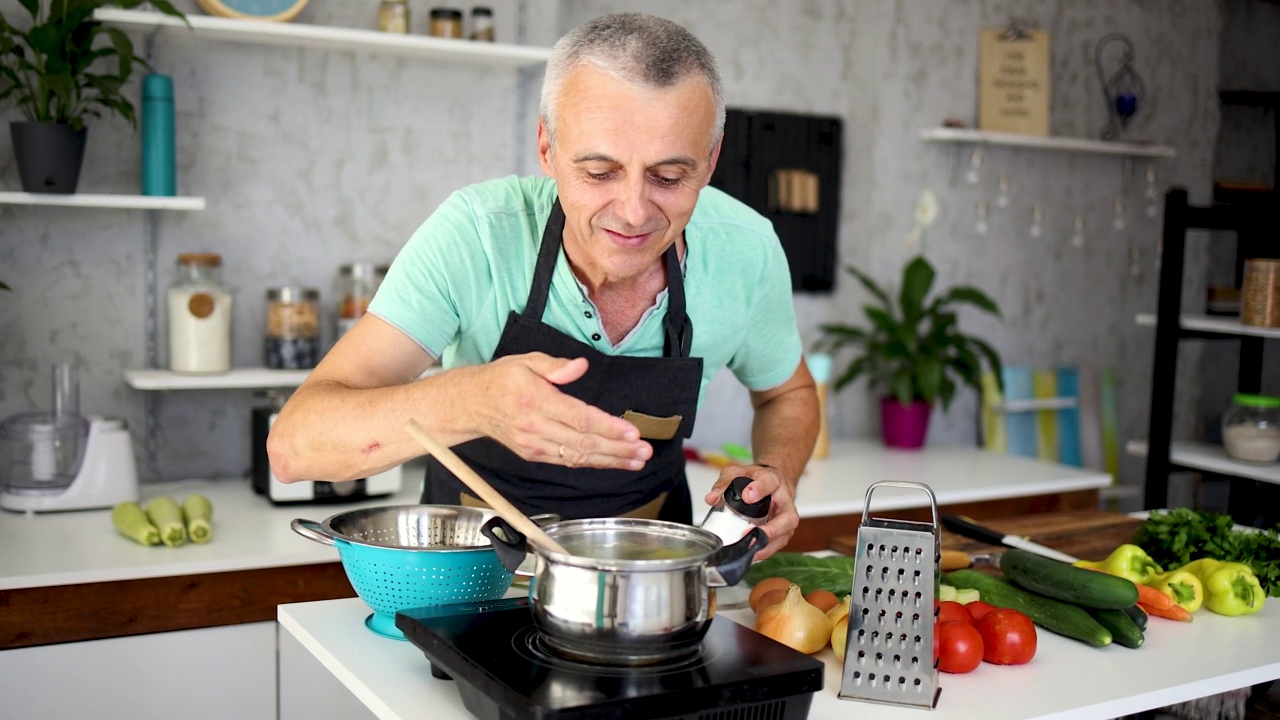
[290,518,338,547]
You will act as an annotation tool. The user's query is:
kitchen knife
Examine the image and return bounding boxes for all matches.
[941,515,1079,564]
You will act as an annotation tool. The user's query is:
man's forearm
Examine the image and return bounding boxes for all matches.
[749,383,820,492]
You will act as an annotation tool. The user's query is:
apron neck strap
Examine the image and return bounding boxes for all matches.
[524,199,693,359]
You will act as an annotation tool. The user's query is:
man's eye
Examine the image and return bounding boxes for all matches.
[586,171,613,181]
[652,175,683,187]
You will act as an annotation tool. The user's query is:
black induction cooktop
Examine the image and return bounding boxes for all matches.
[396,597,824,720]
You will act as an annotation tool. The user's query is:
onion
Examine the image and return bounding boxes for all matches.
[831,614,850,660]
[754,583,832,655]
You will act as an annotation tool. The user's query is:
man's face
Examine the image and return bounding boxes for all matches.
[538,65,721,288]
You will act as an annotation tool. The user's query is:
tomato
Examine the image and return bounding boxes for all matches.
[935,620,983,674]
[975,608,1037,665]
[936,600,973,625]
[965,601,997,621]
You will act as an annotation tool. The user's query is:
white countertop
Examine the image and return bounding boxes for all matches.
[1,441,1109,592]
[279,593,1280,720]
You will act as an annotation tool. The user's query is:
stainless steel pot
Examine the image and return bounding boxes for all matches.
[481,516,767,665]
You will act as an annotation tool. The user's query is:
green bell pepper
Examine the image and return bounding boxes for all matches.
[1074,543,1164,584]
[1179,558,1264,617]
[1145,569,1204,613]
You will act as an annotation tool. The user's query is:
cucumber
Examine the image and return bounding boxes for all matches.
[947,569,1113,647]
[182,494,214,544]
[144,496,188,547]
[1122,603,1148,632]
[1000,548,1139,610]
[1090,608,1144,649]
[112,501,160,546]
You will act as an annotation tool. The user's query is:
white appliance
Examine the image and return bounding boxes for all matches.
[0,416,139,513]
[252,407,403,504]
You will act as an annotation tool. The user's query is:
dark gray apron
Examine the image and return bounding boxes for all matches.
[422,200,704,522]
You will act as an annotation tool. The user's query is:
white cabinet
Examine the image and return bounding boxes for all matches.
[0,622,275,720]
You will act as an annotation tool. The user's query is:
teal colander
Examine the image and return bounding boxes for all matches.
[291,505,517,640]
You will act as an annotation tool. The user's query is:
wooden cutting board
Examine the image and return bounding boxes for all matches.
[828,509,1145,563]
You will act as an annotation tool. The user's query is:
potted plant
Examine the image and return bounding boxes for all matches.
[0,0,186,193]
[816,254,1004,449]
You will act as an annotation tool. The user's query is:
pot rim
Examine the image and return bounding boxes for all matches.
[532,517,722,571]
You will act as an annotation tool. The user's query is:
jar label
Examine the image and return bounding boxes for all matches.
[188,292,216,319]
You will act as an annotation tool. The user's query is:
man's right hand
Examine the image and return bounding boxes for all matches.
[470,352,653,471]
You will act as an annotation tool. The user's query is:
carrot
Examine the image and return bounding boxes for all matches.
[1134,582,1174,611]
[1140,601,1192,622]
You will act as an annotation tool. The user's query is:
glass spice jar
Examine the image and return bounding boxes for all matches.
[377,0,410,33]
[335,262,386,341]
[428,7,463,38]
[266,286,321,369]
[1222,393,1280,464]
[168,253,233,374]
[469,6,494,41]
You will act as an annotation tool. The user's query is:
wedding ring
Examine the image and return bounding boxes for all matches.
[559,445,566,459]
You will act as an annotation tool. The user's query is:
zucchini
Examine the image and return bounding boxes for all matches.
[947,569,1113,647]
[1000,548,1139,610]
[144,496,187,547]
[112,501,160,546]
[1090,608,1144,649]
[182,494,214,544]
[1122,603,1148,632]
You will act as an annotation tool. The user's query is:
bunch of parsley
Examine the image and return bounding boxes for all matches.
[1133,508,1280,597]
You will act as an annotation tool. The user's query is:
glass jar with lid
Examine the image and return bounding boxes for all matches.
[266,286,321,369]
[335,262,387,341]
[1221,393,1280,464]
[168,253,233,374]
[377,0,409,33]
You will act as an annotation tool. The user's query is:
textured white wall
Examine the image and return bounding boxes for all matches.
[1,0,1225,492]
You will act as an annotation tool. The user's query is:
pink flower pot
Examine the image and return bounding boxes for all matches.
[879,397,932,449]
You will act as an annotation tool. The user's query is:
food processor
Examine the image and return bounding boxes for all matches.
[0,364,139,513]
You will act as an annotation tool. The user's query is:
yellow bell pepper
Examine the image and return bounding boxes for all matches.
[1073,544,1164,584]
[1178,558,1265,617]
[1144,569,1204,613]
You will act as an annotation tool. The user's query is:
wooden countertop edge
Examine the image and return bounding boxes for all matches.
[0,562,355,650]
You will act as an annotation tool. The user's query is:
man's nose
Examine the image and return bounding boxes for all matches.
[613,174,652,228]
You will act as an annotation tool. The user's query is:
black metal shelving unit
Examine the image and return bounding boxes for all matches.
[1142,188,1278,523]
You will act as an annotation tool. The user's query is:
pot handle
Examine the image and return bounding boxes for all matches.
[290,518,336,547]
[481,516,530,574]
[707,526,769,587]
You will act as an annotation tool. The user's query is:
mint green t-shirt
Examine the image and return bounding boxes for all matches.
[369,175,801,404]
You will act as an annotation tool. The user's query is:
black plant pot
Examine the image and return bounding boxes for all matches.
[10,122,88,194]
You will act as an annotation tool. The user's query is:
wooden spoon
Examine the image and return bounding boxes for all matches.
[404,419,570,555]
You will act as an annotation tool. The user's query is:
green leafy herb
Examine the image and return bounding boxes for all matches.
[745,553,855,596]
[1133,508,1280,597]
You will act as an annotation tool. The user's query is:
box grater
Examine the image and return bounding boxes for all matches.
[838,481,941,709]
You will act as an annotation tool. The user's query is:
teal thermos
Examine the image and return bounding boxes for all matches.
[141,73,175,196]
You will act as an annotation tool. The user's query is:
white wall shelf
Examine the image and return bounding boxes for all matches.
[920,127,1176,159]
[124,368,311,391]
[94,8,551,68]
[989,397,1078,413]
[1126,439,1280,485]
[1135,312,1280,340]
[0,192,206,211]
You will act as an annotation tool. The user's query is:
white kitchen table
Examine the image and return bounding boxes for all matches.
[278,593,1280,720]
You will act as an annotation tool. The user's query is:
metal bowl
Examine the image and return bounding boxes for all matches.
[301,504,504,551]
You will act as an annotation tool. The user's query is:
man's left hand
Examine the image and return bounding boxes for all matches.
[703,464,797,561]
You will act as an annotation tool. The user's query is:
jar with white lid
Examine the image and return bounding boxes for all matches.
[1222,393,1280,464]
[168,253,233,374]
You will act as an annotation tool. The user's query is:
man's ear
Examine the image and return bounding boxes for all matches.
[704,137,724,185]
[537,119,554,176]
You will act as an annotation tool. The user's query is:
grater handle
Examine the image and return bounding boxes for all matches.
[860,481,939,529]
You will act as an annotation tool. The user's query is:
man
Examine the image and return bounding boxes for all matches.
[268,13,817,559]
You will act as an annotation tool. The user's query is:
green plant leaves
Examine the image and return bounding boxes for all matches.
[815,254,1004,410]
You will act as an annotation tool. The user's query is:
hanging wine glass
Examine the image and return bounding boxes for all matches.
[996,174,1011,208]
[1029,205,1043,238]
[1070,213,1085,248]
[966,147,985,185]
[974,200,989,235]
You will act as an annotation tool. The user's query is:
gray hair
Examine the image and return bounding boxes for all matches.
[539,13,726,152]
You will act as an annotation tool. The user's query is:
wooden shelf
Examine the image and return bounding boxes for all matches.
[0,192,206,211]
[94,8,551,68]
[1135,313,1280,339]
[920,127,1176,158]
[1126,439,1280,485]
[124,368,310,390]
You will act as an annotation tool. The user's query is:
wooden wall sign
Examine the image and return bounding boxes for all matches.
[979,27,1051,136]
